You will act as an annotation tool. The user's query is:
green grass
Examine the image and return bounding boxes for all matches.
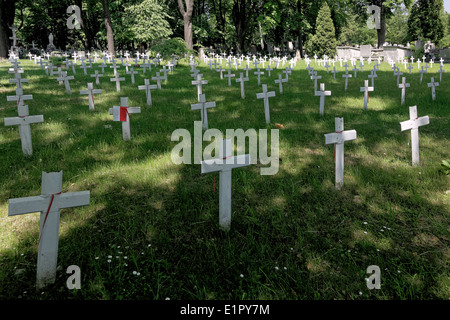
[0,56,448,300]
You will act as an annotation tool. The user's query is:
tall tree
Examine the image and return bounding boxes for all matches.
[177,0,194,50]
[232,0,258,53]
[102,0,115,55]
[0,0,17,58]
[407,0,444,44]
[306,1,337,57]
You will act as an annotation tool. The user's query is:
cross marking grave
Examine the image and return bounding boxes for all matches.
[8,171,90,289]
[315,83,331,115]
[80,83,102,111]
[256,84,276,124]
[400,105,429,166]
[324,117,357,190]
[201,139,251,231]
[109,97,141,141]
[190,93,216,130]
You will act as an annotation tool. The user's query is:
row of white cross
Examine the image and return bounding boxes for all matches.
[4,54,432,291]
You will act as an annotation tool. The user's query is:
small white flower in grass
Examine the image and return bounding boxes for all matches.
[275,266,279,271]
[124,256,128,259]
[148,244,151,247]
[397,270,401,273]
[359,292,363,295]
[108,255,112,259]
[364,231,367,234]
[107,259,111,263]
[133,271,137,275]
[363,222,368,225]
[117,246,120,248]
[95,257,99,260]
[240,274,244,278]
[124,263,128,267]
[283,267,287,270]
[165,297,170,300]
[380,229,384,232]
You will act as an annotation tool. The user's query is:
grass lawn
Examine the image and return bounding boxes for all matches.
[0,56,448,300]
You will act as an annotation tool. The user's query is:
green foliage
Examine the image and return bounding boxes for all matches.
[124,0,173,45]
[385,6,409,46]
[338,14,377,46]
[149,38,193,60]
[407,0,445,44]
[306,2,337,57]
[440,160,450,175]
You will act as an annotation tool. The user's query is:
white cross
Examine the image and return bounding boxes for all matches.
[7,87,33,107]
[56,72,74,95]
[224,69,235,86]
[310,71,322,92]
[236,72,249,99]
[80,83,102,111]
[192,74,208,101]
[109,97,141,141]
[398,77,410,105]
[217,66,224,79]
[400,106,429,166]
[110,73,125,92]
[282,67,292,81]
[265,65,273,77]
[275,73,288,94]
[254,68,264,85]
[342,72,352,91]
[418,66,426,84]
[306,64,313,75]
[9,72,28,90]
[427,77,439,101]
[201,139,251,231]
[159,66,169,82]
[127,67,138,84]
[243,64,252,78]
[4,104,44,156]
[368,69,377,87]
[407,63,413,74]
[110,61,121,76]
[360,80,374,110]
[138,79,158,106]
[324,117,357,189]
[395,69,403,86]
[8,171,90,288]
[438,65,445,82]
[191,94,216,130]
[256,84,276,124]
[331,67,339,80]
[315,83,331,115]
[352,65,359,78]
[80,62,91,75]
[90,70,104,85]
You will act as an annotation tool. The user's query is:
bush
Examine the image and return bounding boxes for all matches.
[149,38,194,60]
[305,2,337,58]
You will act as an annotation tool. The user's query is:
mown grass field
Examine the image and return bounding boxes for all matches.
[0,55,448,300]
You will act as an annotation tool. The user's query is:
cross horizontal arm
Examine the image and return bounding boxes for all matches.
[201,154,251,174]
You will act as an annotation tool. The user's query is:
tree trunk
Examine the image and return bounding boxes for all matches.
[102,0,115,56]
[0,0,16,59]
[376,0,386,48]
[178,0,194,50]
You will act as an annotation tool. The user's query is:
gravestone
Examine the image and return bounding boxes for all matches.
[190,94,216,130]
[236,73,249,99]
[56,72,74,95]
[138,79,158,106]
[400,105,429,166]
[80,83,102,111]
[110,73,125,92]
[256,84,275,124]
[275,74,288,94]
[8,171,90,289]
[109,97,141,141]
[201,139,251,231]
[315,83,331,115]
[360,80,374,110]
[192,74,208,101]
[324,118,357,190]
[427,77,439,101]
[398,77,410,105]
[4,104,44,156]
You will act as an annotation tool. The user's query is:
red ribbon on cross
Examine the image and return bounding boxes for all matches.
[120,106,128,121]
[39,192,62,246]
